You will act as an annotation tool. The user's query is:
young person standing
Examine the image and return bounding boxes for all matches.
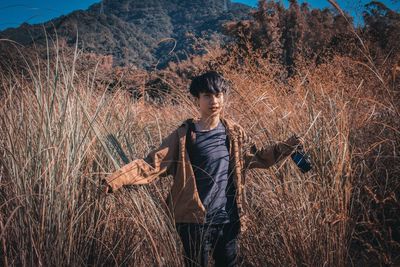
[102,71,301,267]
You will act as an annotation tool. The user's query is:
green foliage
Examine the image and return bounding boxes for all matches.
[0,0,251,68]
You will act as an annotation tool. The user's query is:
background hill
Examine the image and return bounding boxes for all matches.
[0,0,252,68]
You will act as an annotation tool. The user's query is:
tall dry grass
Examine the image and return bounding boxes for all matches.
[0,42,187,266]
[1,36,399,267]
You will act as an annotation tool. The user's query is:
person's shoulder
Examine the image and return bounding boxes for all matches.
[161,120,188,142]
[221,118,245,136]
[174,118,196,137]
[178,118,195,128]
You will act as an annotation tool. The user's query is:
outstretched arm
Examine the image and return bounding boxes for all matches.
[241,128,301,170]
[102,129,180,193]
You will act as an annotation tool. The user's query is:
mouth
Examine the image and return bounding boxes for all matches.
[210,107,220,112]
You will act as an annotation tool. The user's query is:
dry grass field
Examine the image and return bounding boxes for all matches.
[0,29,399,266]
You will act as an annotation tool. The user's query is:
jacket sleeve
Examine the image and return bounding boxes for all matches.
[103,128,180,192]
[241,127,296,170]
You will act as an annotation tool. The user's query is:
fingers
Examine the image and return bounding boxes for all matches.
[295,135,305,147]
[288,134,300,146]
[286,134,304,150]
[292,133,305,144]
[102,185,111,194]
[100,180,112,194]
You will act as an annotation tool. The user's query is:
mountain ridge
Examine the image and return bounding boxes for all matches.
[0,0,253,68]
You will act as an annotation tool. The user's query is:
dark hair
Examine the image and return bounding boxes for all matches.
[189,71,229,97]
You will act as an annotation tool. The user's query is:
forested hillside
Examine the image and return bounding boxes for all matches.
[0,0,252,68]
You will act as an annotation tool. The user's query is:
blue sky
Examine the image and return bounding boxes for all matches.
[0,0,399,30]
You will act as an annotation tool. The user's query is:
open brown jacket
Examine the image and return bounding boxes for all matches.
[104,117,295,230]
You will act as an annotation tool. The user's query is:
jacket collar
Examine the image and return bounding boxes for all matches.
[179,117,238,138]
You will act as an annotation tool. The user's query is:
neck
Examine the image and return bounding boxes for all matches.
[198,114,220,131]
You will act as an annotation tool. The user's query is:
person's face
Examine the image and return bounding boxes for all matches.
[196,91,224,118]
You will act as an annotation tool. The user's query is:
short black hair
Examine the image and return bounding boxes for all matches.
[189,71,229,97]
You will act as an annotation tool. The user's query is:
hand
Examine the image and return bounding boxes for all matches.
[285,134,303,150]
[100,179,112,194]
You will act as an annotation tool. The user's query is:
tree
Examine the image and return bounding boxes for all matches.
[363,1,400,60]
[282,0,306,76]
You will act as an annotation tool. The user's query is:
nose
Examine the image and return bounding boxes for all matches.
[210,95,218,104]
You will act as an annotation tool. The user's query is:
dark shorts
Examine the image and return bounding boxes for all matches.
[176,222,240,267]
